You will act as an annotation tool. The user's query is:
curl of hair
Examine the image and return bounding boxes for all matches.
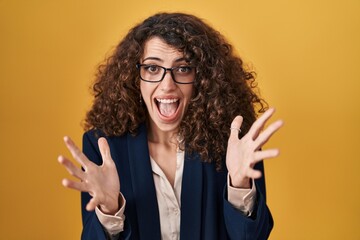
[84,12,267,170]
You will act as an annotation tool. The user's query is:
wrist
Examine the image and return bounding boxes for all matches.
[99,193,121,215]
[229,173,251,189]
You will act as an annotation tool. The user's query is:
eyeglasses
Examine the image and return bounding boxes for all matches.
[136,64,195,84]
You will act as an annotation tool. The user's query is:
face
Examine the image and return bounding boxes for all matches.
[140,37,194,134]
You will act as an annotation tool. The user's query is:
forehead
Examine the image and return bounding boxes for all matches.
[142,37,184,61]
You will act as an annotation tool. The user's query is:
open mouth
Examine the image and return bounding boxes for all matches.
[155,98,180,118]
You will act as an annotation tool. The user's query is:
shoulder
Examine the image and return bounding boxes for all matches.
[82,129,106,151]
[82,123,147,149]
[82,129,129,166]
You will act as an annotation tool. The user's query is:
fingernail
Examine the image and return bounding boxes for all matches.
[62,179,69,187]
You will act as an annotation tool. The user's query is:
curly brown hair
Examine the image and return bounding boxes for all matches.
[85,12,267,170]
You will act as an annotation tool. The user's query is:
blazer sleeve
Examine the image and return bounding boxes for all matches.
[223,161,273,240]
[81,131,132,240]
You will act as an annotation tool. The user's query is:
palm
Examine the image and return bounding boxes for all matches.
[226,108,283,188]
[59,137,120,214]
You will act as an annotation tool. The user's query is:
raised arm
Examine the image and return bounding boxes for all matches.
[58,134,127,239]
[224,108,283,239]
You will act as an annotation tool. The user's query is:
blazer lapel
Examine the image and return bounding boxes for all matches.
[127,124,161,239]
[180,152,203,240]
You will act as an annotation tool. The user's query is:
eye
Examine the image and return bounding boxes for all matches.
[143,65,161,74]
[176,66,192,74]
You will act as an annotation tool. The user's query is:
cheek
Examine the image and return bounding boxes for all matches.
[140,82,149,99]
[140,82,155,107]
[182,85,194,100]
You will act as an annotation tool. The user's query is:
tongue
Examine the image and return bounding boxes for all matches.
[158,102,177,117]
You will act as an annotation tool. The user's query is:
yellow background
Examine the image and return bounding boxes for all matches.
[0,0,359,239]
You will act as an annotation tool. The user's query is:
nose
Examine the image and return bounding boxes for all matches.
[159,70,176,91]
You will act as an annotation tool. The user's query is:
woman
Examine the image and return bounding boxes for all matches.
[59,12,283,240]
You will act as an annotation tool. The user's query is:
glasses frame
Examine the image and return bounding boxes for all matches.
[136,64,195,84]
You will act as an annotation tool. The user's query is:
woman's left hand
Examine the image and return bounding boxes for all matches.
[226,108,283,188]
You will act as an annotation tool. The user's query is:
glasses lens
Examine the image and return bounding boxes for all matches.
[173,66,195,83]
[139,65,164,82]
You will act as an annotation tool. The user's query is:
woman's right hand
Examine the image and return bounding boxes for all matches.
[58,136,121,215]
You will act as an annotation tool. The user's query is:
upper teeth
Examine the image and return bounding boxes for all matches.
[156,98,179,103]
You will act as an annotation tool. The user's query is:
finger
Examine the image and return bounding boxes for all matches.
[229,116,243,141]
[63,136,90,170]
[245,168,263,179]
[58,155,86,180]
[98,137,112,166]
[253,149,280,161]
[248,108,275,140]
[61,178,87,192]
[86,197,99,211]
[253,120,283,150]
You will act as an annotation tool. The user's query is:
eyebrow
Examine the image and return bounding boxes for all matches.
[142,57,186,63]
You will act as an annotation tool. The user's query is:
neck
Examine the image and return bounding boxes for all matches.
[147,122,178,147]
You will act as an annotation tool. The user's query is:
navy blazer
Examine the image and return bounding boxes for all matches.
[80,124,273,240]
